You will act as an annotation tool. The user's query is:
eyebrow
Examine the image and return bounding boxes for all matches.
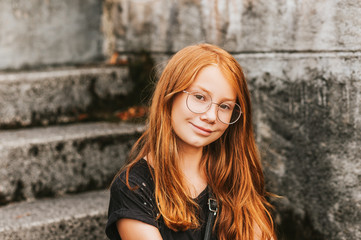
[189,85,236,102]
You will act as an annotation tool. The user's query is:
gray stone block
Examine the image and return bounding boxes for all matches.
[236,52,361,239]
[0,66,132,128]
[102,0,361,55]
[0,0,103,70]
[0,190,109,240]
[0,122,144,205]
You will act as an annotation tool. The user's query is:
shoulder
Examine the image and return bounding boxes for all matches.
[106,159,158,239]
[111,159,154,196]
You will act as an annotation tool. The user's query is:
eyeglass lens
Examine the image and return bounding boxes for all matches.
[185,91,241,124]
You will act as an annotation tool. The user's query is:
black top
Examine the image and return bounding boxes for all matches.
[105,159,217,240]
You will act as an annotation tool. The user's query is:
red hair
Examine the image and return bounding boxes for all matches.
[120,43,276,239]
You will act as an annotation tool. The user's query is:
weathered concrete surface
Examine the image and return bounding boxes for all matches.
[102,0,361,55]
[0,122,144,205]
[0,190,108,240]
[0,0,103,70]
[236,52,361,240]
[0,66,132,128]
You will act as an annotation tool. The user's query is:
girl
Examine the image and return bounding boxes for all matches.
[106,44,276,240]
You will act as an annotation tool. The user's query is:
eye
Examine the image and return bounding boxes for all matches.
[219,103,232,110]
[193,93,207,101]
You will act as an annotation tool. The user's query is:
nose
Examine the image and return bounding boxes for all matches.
[200,103,218,123]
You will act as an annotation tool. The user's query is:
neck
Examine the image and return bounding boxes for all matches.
[178,145,207,198]
[178,145,203,173]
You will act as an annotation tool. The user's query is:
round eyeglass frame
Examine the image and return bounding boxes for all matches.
[182,90,242,125]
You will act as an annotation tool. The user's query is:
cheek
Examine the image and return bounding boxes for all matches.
[171,95,192,121]
[218,124,229,135]
[207,125,229,144]
[215,125,229,139]
[171,96,189,132]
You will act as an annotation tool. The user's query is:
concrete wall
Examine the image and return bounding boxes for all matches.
[102,0,361,54]
[103,0,361,239]
[0,0,103,70]
[241,52,361,240]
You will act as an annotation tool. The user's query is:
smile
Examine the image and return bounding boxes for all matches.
[190,122,213,136]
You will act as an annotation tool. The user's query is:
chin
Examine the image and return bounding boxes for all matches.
[191,139,214,148]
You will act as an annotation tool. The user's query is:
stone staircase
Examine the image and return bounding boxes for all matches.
[0,66,144,239]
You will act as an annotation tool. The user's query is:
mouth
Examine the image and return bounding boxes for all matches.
[190,122,213,136]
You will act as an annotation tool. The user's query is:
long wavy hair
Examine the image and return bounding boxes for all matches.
[119,43,276,240]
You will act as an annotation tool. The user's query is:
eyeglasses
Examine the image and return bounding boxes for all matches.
[182,90,242,124]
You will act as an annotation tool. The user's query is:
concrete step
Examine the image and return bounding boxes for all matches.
[0,121,144,205]
[0,66,132,128]
[0,190,109,240]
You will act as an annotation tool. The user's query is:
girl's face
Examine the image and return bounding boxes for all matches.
[171,65,236,152]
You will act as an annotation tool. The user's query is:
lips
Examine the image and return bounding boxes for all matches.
[190,122,213,136]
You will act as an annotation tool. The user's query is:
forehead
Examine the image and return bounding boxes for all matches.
[189,65,236,100]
